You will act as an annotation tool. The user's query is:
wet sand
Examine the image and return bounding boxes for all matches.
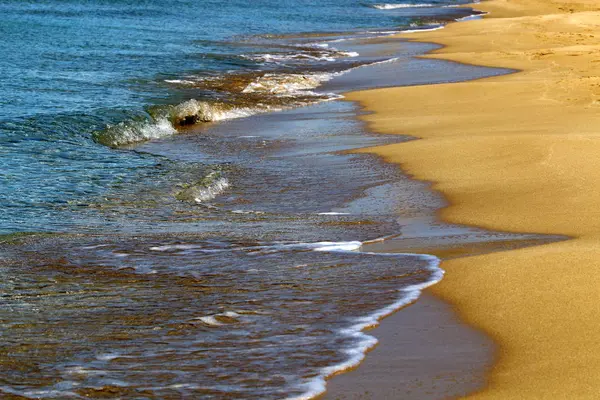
[337,0,600,397]
[322,293,492,400]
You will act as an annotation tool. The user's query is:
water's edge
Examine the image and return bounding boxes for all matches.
[0,4,561,400]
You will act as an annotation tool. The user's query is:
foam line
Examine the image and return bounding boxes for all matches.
[286,251,443,400]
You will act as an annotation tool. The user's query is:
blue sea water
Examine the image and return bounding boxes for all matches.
[0,1,484,399]
[2,0,421,118]
[0,0,471,234]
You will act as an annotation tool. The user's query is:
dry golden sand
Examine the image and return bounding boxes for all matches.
[347,0,600,397]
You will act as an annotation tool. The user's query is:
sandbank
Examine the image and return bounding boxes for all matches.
[338,0,600,397]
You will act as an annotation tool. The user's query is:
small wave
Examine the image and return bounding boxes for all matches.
[149,244,202,252]
[192,177,230,203]
[96,353,121,361]
[372,3,435,9]
[92,117,177,148]
[194,311,242,326]
[93,100,262,147]
[163,79,197,85]
[400,25,444,33]
[244,50,359,64]
[96,70,346,148]
[196,316,223,326]
[245,240,363,254]
[175,173,230,203]
[147,240,363,256]
[166,99,259,126]
[231,209,266,215]
[242,73,336,96]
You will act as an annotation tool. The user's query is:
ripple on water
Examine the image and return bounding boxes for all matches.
[0,237,441,399]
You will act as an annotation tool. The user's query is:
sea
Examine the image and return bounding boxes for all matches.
[0,1,498,399]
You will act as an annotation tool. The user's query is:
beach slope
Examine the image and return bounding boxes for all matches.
[348,0,600,397]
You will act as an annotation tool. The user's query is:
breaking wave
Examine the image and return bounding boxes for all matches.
[94,71,341,148]
[175,172,230,203]
[93,100,264,147]
[92,117,177,148]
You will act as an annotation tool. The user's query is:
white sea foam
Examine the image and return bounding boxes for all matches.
[98,43,404,149]
[308,43,330,48]
[243,49,358,64]
[64,366,106,376]
[455,12,487,22]
[400,25,445,33]
[168,383,201,390]
[137,238,443,400]
[164,79,196,85]
[286,252,443,400]
[197,316,224,326]
[246,53,333,63]
[317,212,350,215]
[221,311,241,318]
[231,209,265,215]
[96,353,121,361]
[250,240,363,254]
[241,73,337,97]
[193,177,230,203]
[324,31,398,44]
[364,57,400,66]
[195,311,241,326]
[311,241,362,252]
[372,3,435,9]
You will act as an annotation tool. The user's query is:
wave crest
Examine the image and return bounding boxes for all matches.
[93,100,261,148]
[175,171,230,203]
[92,117,177,148]
[165,99,256,126]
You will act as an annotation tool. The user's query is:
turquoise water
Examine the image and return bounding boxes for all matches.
[0,1,486,399]
[2,0,423,118]
[0,0,472,234]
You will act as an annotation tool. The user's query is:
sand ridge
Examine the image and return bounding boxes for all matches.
[347,0,600,397]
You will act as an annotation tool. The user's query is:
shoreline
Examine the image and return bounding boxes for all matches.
[3,2,584,396]
[340,0,600,398]
[322,292,493,400]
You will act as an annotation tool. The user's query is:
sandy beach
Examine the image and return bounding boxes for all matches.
[337,0,600,397]
[6,0,600,397]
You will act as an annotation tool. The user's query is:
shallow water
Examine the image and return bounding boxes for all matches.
[1,99,446,397]
[2,237,442,399]
[0,1,517,399]
[1,0,480,235]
